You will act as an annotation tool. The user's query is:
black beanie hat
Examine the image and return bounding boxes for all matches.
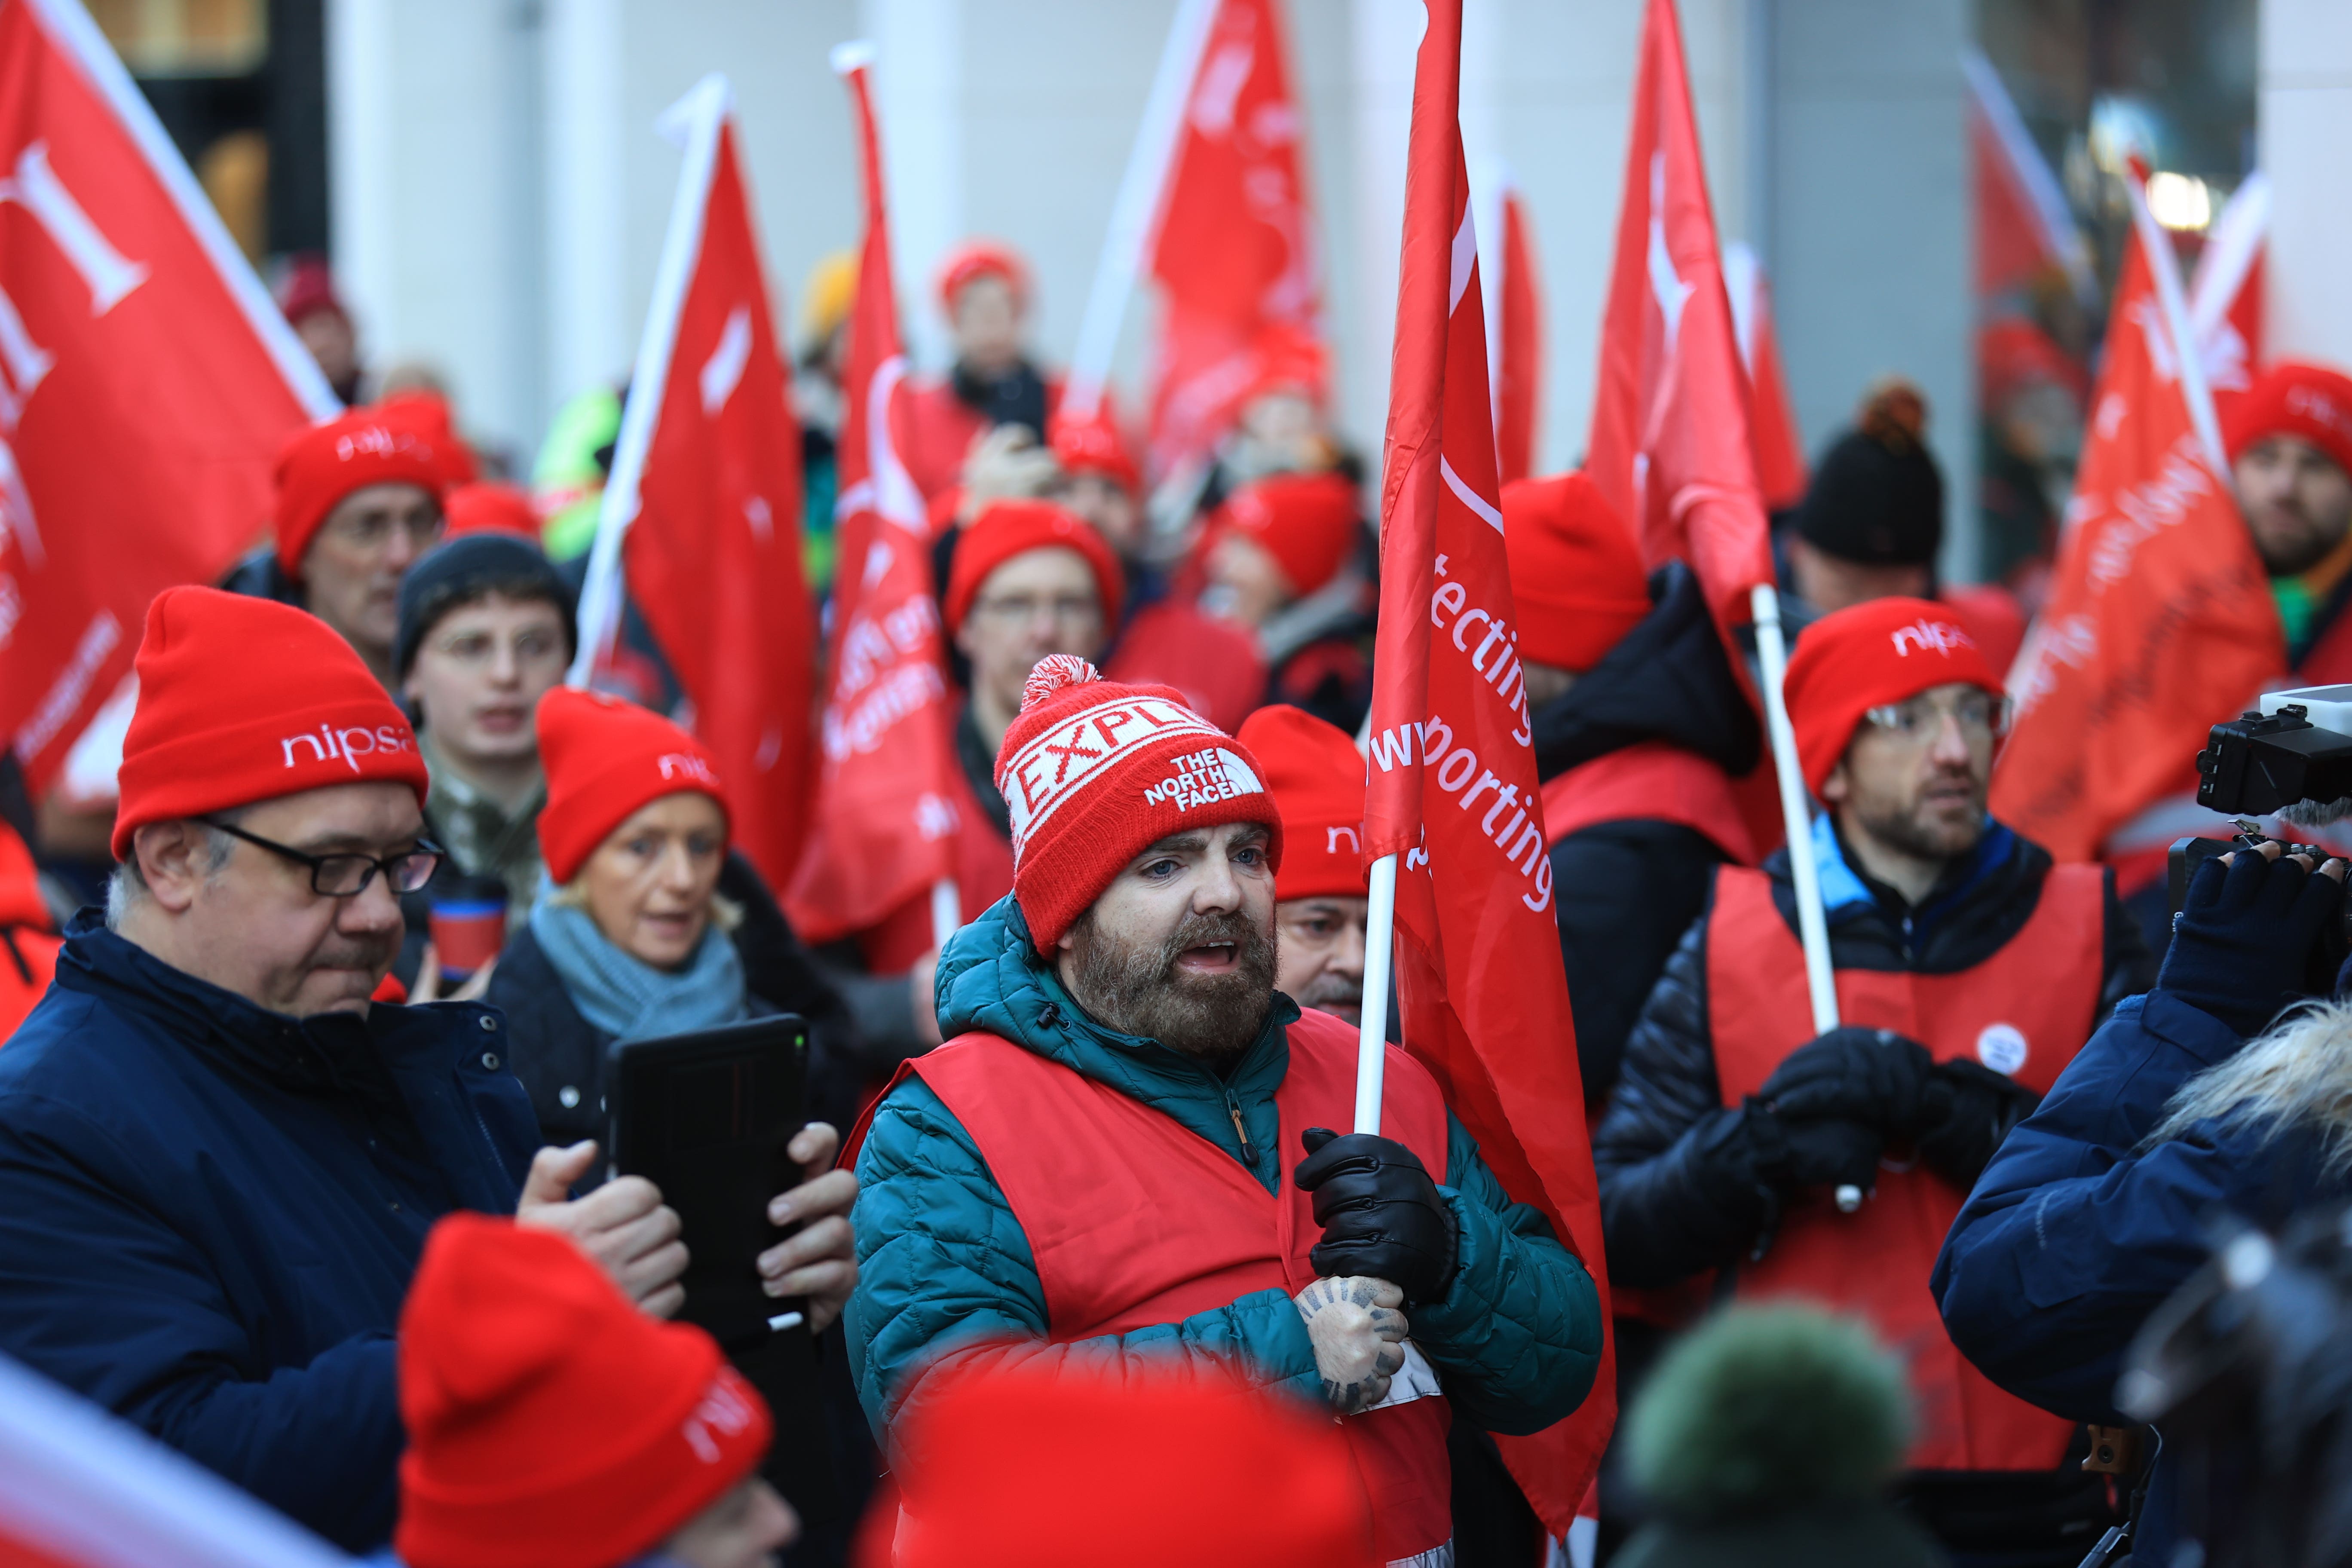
[1794,380,1944,568]
[395,533,577,682]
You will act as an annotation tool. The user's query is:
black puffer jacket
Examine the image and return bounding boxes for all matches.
[1537,564,1762,1107]
[1594,822,2153,1290]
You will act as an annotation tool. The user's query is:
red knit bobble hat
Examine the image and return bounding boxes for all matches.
[274,405,448,576]
[2223,361,2352,479]
[944,499,1125,636]
[1235,705,1366,903]
[995,656,1281,951]
[535,688,729,886]
[882,1357,1374,1568]
[111,587,429,861]
[395,1216,772,1568]
[1781,596,2002,795]
[1500,472,1652,673]
[1208,472,1361,599]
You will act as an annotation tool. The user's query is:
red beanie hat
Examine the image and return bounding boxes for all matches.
[1782,596,2002,794]
[380,389,482,487]
[442,482,542,541]
[1049,406,1140,496]
[882,1357,1373,1568]
[945,499,1124,635]
[1210,472,1360,599]
[111,588,429,861]
[395,1216,771,1568]
[1246,322,1331,408]
[274,405,448,576]
[2223,361,2352,480]
[1501,472,1651,673]
[936,239,1029,315]
[1235,705,1366,903]
[996,656,1281,951]
[536,688,729,886]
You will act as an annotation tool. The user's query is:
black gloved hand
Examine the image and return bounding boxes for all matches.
[1767,1110,1883,1194]
[1295,1127,1458,1306]
[1757,1026,1935,1135]
[1914,1058,2040,1188]
[2159,845,2348,1037]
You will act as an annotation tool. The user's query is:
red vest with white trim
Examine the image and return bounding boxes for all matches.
[889,1006,1454,1562]
[1540,741,1758,864]
[1705,861,2104,1472]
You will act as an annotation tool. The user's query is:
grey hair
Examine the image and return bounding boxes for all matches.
[2148,997,2352,1176]
[103,818,241,931]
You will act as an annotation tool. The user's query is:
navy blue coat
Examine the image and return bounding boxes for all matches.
[0,915,539,1551]
[1932,987,2345,1559]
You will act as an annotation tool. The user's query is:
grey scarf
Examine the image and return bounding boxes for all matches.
[528,899,749,1043]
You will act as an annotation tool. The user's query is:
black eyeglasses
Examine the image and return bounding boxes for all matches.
[196,817,444,897]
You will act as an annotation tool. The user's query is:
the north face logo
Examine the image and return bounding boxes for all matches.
[1889,619,1974,658]
[1141,747,1265,812]
[279,722,416,774]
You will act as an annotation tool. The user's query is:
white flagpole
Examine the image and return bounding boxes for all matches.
[2127,167,2230,483]
[1062,0,1219,421]
[1353,853,1400,1134]
[567,74,732,688]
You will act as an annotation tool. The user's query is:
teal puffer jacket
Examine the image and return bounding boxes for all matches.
[845,896,1604,1442]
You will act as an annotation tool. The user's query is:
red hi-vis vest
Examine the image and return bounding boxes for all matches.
[887,1006,1454,1563]
[1540,741,1757,864]
[1705,862,2105,1472]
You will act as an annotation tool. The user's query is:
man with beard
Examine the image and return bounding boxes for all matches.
[1592,598,2150,1567]
[1237,703,1369,1028]
[846,658,1602,1567]
[2227,362,2352,677]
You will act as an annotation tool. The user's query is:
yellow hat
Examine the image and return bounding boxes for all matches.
[800,250,858,352]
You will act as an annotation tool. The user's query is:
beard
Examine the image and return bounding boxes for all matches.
[1064,904,1277,1072]
[1849,767,1988,863]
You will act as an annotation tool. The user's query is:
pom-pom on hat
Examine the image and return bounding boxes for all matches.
[395,1215,771,1568]
[1235,705,1366,903]
[994,656,1280,952]
[1781,596,2001,795]
[274,405,448,576]
[1794,379,1945,569]
[1207,471,1360,600]
[944,499,1124,637]
[1500,472,1653,673]
[936,239,1029,315]
[535,688,728,886]
[2224,361,2352,480]
[112,587,429,861]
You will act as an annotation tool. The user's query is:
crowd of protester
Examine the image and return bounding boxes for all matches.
[10,225,2352,1568]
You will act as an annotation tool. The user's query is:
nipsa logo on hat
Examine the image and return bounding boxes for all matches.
[280,722,417,773]
[1889,619,1975,658]
[334,423,429,466]
[656,752,718,785]
[1142,747,1266,812]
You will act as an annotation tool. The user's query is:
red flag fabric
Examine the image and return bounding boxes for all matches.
[2188,170,2267,425]
[1582,0,1775,645]
[1360,0,1614,1530]
[1991,224,2283,864]
[1724,242,1806,511]
[608,95,812,894]
[784,49,961,946]
[1142,0,1322,478]
[0,0,334,795]
[1963,49,2096,308]
[1494,187,1540,486]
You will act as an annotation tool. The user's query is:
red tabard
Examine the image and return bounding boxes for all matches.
[854,754,1018,974]
[1540,741,1758,864]
[904,1006,1455,1562]
[1706,862,2105,1472]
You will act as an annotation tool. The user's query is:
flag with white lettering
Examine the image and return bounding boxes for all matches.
[783,46,961,946]
[1360,0,1614,1530]
[0,0,336,794]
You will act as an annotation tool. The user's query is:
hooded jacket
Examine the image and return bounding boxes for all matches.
[845,895,1603,1442]
[0,915,539,1550]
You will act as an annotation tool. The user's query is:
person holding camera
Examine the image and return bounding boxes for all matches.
[1593,597,2152,1566]
[1935,836,2352,1567]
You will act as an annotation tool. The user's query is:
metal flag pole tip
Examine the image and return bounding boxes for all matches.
[1354,853,1400,1135]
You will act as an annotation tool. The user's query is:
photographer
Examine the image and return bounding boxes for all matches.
[1934,838,2352,1567]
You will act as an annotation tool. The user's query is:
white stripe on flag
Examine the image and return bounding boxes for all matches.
[1439,455,1504,534]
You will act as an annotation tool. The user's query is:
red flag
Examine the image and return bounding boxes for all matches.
[0,0,334,794]
[1991,223,2282,864]
[1724,242,1806,511]
[784,46,961,946]
[2189,170,2266,424]
[1360,0,1614,1529]
[588,80,812,893]
[1963,49,2097,308]
[1493,187,1540,486]
[1583,0,1775,646]
[1139,0,1322,477]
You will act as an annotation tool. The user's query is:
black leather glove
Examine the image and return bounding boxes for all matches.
[2159,846,2347,1037]
[1757,1026,1935,1135]
[1691,1100,1880,1201]
[1914,1058,2039,1188]
[1294,1127,1458,1305]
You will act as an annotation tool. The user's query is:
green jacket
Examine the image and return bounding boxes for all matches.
[845,896,1604,1440]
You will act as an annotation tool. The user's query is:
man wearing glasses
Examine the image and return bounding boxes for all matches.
[1588,597,2151,1561]
[0,589,858,1553]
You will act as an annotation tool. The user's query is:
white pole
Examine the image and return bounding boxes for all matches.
[1752,582,1860,1210]
[1353,852,1400,1134]
[929,876,961,951]
[1062,0,1218,421]
[2127,169,2231,483]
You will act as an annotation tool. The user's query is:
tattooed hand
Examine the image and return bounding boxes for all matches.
[1294,1275,1409,1415]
